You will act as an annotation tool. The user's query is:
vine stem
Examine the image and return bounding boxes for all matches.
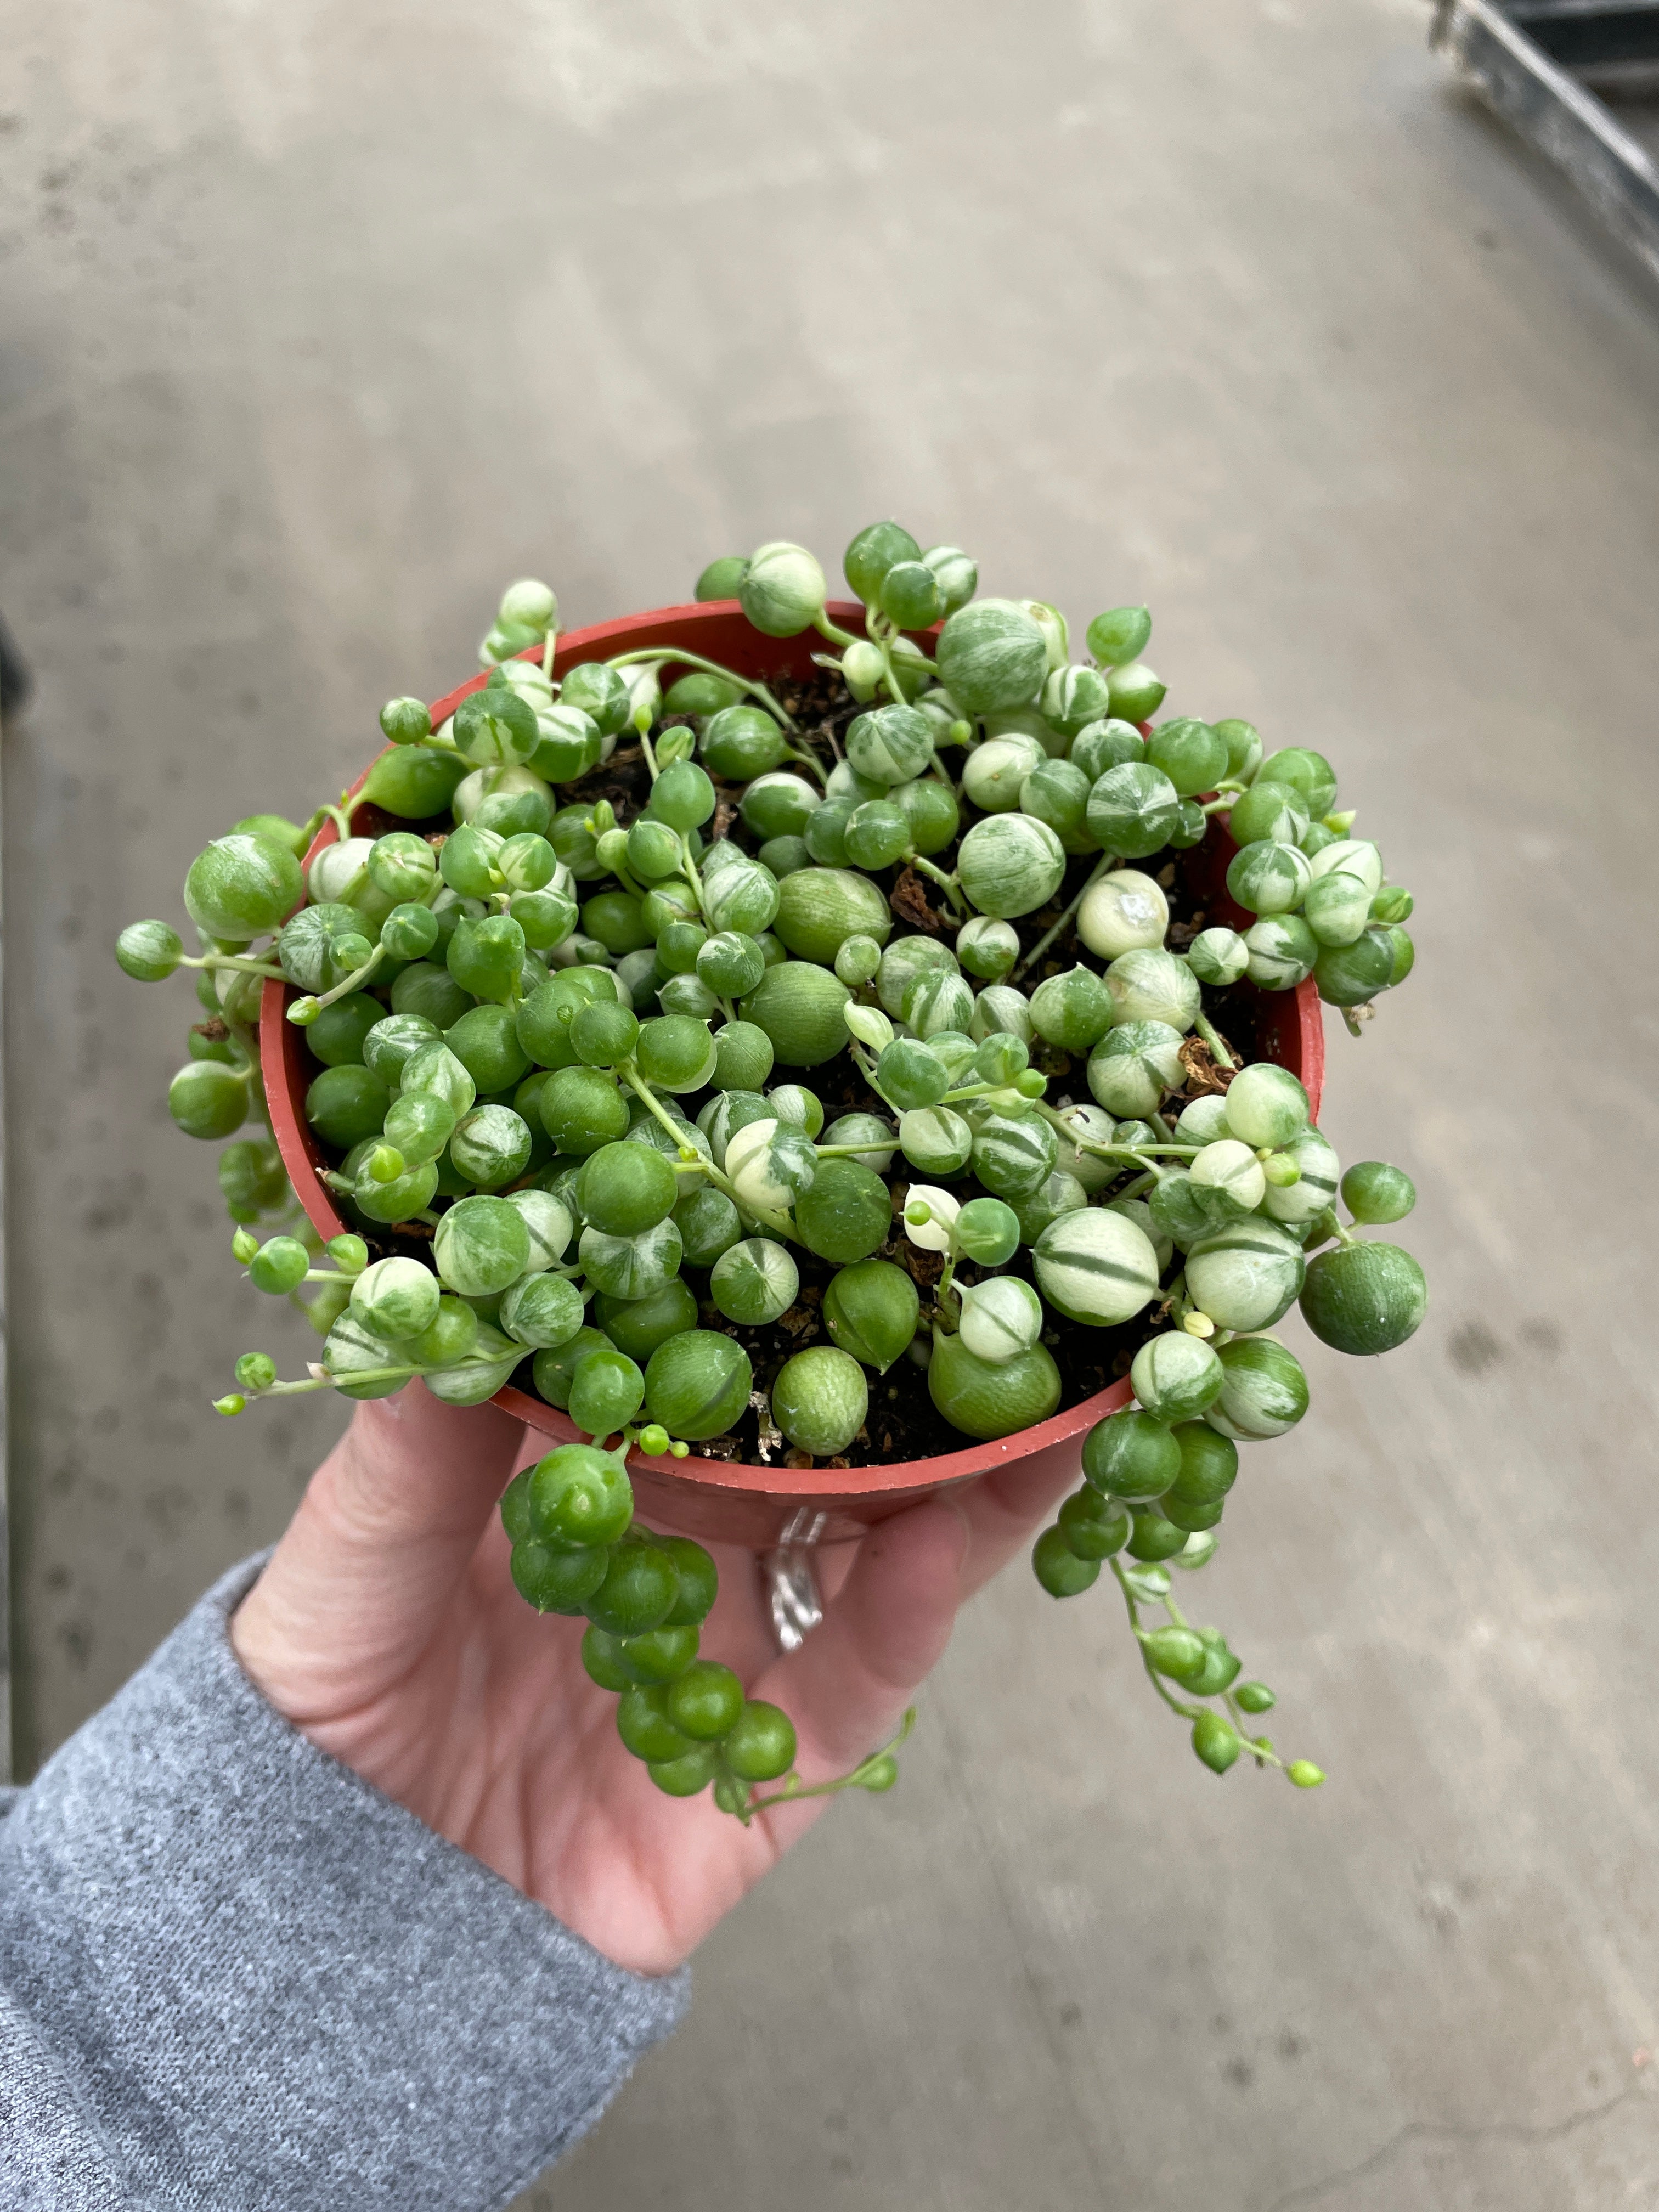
[865,610,940,689]
[219,1005,272,1135]
[1222,1689,1274,1766]
[1013,852,1116,981]
[255,1362,425,1398]
[743,1707,917,1821]
[1110,1559,1202,1721]
[603,851,651,905]
[1031,1099,1199,1166]
[874,628,911,710]
[242,1345,513,1403]
[1114,1566,1287,1773]
[619,1066,800,1244]
[676,836,708,917]
[1192,1011,1235,1072]
[307,799,363,844]
[288,941,391,1023]
[619,1066,704,1154]
[182,953,288,982]
[811,610,864,652]
[909,852,967,916]
[605,646,798,734]
[849,1042,901,1116]
[785,745,830,791]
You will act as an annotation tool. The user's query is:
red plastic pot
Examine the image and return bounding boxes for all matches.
[262,602,1324,1550]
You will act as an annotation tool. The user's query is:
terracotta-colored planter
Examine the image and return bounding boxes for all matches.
[262,602,1324,1549]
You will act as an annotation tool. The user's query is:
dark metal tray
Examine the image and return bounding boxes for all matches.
[1432,0,1659,278]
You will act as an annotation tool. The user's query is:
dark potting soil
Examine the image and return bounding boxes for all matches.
[306,669,1282,1470]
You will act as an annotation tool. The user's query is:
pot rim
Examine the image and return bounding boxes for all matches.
[259,599,1324,1501]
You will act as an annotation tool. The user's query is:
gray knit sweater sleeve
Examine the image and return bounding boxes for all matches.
[0,1556,690,2210]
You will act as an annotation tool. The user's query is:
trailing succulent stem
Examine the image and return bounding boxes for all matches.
[120,535,1427,1810]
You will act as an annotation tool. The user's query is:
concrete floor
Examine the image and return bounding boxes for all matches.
[4,0,1659,2203]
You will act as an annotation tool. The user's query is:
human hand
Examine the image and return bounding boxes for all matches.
[232,1385,1080,1977]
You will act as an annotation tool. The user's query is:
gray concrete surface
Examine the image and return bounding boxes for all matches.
[4,0,1659,2203]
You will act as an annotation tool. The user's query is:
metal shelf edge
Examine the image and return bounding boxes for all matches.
[1432,0,1659,281]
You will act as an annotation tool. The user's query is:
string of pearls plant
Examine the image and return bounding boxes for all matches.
[118,527,1426,1808]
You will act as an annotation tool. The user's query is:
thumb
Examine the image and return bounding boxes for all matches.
[233,1383,524,1715]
